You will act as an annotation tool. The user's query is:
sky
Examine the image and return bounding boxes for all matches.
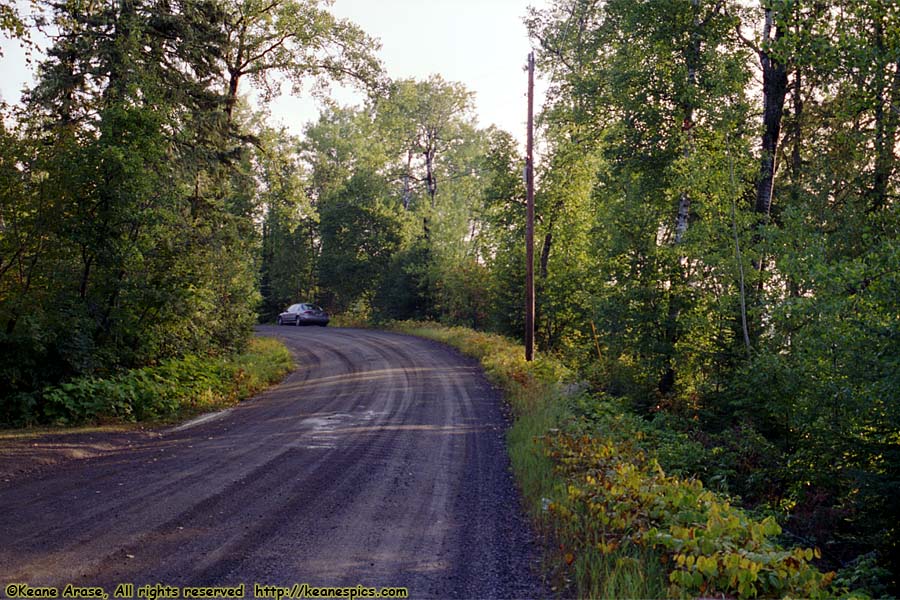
[0,0,548,145]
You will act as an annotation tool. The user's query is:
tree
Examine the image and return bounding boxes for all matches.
[317,172,403,312]
[749,0,789,219]
[1,0,253,411]
[221,0,383,121]
[376,76,475,214]
[256,127,318,321]
[526,0,900,589]
[530,0,753,396]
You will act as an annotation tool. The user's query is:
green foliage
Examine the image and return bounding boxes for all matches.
[432,257,491,329]
[8,0,891,591]
[1,0,379,419]
[318,174,403,312]
[373,242,435,322]
[276,75,492,326]
[546,423,830,599]
[257,127,319,322]
[832,552,894,600]
[477,128,527,338]
[16,337,292,427]
[518,0,900,593]
[221,0,384,115]
[1,0,260,404]
[0,0,26,46]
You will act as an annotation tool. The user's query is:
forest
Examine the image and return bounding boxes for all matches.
[1,0,898,596]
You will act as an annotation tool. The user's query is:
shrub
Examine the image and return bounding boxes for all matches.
[31,337,292,426]
[546,428,831,599]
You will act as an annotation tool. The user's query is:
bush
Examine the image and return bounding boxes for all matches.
[546,427,830,599]
[25,337,292,426]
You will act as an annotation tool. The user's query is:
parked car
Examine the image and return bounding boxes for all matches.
[277,303,330,326]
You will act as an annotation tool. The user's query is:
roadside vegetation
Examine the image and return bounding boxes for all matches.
[0,0,375,426]
[1,338,293,427]
[391,321,838,599]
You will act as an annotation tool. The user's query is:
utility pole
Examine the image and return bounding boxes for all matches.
[525,51,535,362]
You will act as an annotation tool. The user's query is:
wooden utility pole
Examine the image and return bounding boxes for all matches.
[525,52,535,362]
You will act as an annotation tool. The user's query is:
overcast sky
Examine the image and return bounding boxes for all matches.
[0,0,548,144]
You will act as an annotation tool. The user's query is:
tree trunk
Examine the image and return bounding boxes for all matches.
[225,71,240,122]
[539,232,552,280]
[425,146,437,207]
[225,23,247,123]
[79,248,93,300]
[790,66,802,203]
[674,0,700,244]
[402,150,413,210]
[423,141,436,239]
[754,8,787,217]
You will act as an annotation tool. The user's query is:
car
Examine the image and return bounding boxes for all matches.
[277,303,330,327]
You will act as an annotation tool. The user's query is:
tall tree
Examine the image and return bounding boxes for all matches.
[376,76,475,213]
[531,0,753,395]
[221,0,383,121]
[751,0,789,218]
[1,0,252,405]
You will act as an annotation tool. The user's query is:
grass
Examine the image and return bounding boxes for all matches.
[225,336,294,407]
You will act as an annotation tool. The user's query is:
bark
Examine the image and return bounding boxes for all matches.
[225,71,241,121]
[754,8,788,217]
[224,21,247,122]
[79,248,93,300]
[423,136,437,239]
[539,232,552,280]
[790,66,802,203]
[424,145,437,207]
[402,150,413,210]
[674,0,700,244]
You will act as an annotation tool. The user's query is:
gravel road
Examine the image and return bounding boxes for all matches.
[0,327,545,599]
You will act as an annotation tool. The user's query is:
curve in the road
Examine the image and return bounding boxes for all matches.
[0,327,544,599]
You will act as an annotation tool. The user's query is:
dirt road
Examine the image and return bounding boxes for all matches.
[0,327,544,599]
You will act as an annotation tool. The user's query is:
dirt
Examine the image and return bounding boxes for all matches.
[0,327,545,599]
[0,428,161,482]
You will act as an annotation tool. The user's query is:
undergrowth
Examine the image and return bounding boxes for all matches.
[390,320,833,599]
[8,337,293,426]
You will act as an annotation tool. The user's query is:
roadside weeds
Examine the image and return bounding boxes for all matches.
[389,320,831,599]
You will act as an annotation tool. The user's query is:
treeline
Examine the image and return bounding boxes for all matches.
[257,76,524,329]
[255,0,899,593]
[0,0,381,424]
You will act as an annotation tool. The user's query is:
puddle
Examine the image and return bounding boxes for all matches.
[297,411,386,449]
